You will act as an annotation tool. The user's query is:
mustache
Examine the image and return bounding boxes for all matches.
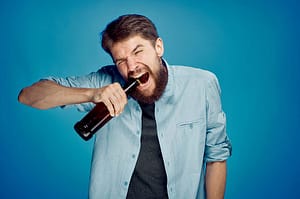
[128,67,148,78]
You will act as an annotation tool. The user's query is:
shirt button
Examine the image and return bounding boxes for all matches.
[124,181,128,186]
[132,154,136,159]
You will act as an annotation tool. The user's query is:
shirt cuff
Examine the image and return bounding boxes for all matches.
[205,139,232,162]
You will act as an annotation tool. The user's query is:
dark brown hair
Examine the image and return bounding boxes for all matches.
[101,14,159,55]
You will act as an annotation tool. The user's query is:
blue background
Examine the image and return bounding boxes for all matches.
[1,0,299,198]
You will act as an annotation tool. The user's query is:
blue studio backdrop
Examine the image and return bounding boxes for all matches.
[1,0,299,198]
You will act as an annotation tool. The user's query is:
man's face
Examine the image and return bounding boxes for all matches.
[110,35,167,103]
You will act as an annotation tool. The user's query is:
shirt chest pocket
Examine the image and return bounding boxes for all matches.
[177,118,205,135]
[175,118,206,152]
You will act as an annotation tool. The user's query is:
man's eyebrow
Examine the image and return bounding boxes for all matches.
[132,44,144,53]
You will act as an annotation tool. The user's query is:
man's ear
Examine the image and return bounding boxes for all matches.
[155,38,164,57]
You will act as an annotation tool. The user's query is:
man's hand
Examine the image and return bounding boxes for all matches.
[91,83,127,117]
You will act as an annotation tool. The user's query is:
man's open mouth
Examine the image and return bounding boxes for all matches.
[137,72,149,85]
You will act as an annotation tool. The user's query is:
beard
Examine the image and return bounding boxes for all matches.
[129,59,168,104]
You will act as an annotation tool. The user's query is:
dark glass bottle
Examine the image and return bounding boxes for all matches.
[74,78,140,141]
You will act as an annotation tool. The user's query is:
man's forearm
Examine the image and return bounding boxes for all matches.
[18,80,94,109]
[205,161,227,199]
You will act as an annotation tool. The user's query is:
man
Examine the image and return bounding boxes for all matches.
[18,14,232,199]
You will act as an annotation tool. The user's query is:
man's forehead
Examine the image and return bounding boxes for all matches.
[113,35,148,49]
[111,36,149,57]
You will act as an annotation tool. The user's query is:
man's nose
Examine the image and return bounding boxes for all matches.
[127,56,138,72]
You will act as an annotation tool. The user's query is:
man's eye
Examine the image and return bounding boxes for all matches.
[116,60,124,66]
[135,50,143,55]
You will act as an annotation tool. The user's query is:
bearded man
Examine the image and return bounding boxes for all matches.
[18,14,232,199]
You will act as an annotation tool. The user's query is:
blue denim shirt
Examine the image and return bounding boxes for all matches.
[46,61,232,199]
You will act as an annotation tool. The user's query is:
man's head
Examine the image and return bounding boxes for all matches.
[101,14,168,104]
[101,14,159,55]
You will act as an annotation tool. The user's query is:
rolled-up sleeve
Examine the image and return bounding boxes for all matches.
[41,71,103,112]
[204,73,232,162]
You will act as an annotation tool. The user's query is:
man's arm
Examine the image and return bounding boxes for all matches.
[203,72,231,199]
[205,161,227,199]
[18,80,127,116]
[18,80,95,109]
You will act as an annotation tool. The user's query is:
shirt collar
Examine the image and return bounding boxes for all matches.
[158,59,175,103]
